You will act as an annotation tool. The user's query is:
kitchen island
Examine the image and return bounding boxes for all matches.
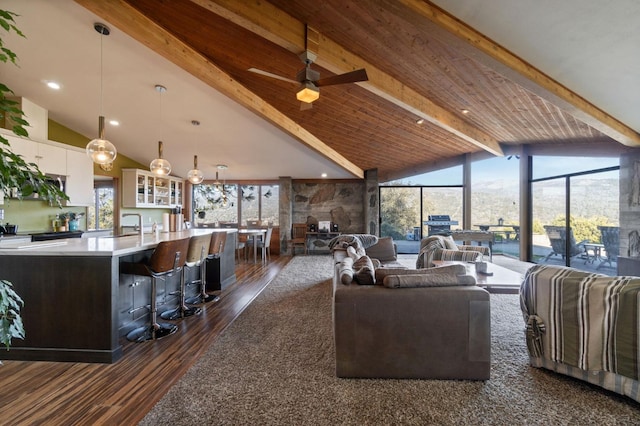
[0,228,236,363]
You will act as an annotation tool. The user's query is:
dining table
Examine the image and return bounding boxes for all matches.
[238,228,267,263]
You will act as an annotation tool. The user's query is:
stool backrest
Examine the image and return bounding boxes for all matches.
[148,238,190,273]
[186,234,212,264]
[209,232,227,256]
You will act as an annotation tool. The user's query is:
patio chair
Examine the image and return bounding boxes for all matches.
[543,225,587,262]
[597,226,619,269]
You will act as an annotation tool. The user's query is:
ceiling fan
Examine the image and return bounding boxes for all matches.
[248,49,368,109]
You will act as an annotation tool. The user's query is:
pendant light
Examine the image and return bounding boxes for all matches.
[187,155,204,184]
[187,120,204,184]
[86,23,117,165]
[150,84,171,175]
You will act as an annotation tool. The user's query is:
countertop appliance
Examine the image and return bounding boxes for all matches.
[0,223,18,235]
[30,230,83,242]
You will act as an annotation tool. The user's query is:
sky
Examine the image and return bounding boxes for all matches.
[392,155,619,186]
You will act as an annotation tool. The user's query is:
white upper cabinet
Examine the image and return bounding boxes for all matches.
[36,143,67,175]
[122,169,184,209]
[5,133,66,175]
[1,131,94,205]
[65,149,94,206]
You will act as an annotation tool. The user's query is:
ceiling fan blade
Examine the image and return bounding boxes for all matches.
[316,69,368,87]
[247,67,299,85]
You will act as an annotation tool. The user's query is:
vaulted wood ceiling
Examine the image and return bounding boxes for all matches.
[75,0,640,181]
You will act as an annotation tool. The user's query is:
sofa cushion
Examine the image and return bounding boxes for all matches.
[353,255,376,285]
[383,273,476,288]
[375,264,466,282]
[365,236,397,262]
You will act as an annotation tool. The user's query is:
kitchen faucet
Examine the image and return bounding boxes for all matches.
[122,213,143,237]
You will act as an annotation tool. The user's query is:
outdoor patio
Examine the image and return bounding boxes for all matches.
[395,237,618,276]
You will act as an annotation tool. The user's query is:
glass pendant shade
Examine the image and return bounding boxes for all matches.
[150,141,171,175]
[187,155,204,184]
[86,116,117,164]
[86,24,117,165]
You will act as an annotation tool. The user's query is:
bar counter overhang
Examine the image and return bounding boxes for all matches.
[0,229,237,363]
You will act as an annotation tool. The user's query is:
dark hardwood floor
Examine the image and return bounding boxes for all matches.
[0,255,291,426]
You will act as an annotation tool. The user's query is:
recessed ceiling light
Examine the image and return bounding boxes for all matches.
[109,120,119,126]
[45,81,61,90]
[416,118,425,125]
[321,173,328,178]
[461,109,470,114]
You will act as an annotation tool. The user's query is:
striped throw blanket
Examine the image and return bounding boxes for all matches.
[520,264,640,402]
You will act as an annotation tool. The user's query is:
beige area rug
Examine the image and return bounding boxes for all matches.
[140,255,639,425]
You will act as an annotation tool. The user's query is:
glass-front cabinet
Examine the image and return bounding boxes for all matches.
[122,169,183,208]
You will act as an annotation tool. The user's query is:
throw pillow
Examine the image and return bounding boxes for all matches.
[365,236,397,262]
[338,257,354,285]
[383,273,476,288]
[442,235,458,249]
[347,245,366,261]
[353,255,376,285]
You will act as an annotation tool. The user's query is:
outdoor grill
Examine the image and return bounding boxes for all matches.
[424,215,459,236]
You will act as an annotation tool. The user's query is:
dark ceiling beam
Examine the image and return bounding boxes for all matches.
[189,0,505,157]
[74,0,364,179]
[399,0,640,147]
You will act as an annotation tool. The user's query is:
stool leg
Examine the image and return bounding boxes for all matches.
[127,276,178,342]
[161,267,202,320]
[185,256,220,304]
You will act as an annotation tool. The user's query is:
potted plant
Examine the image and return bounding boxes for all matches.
[56,211,85,231]
[0,9,68,352]
[0,280,24,356]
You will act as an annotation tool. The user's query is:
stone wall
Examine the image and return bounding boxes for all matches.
[292,181,366,233]
[620,152,640,258]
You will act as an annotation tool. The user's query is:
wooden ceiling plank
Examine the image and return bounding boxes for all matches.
[189,0,305,53]
[314,33,504,156]
[73,0,364,179]
[194,0,504,157]
[398,0,640,147]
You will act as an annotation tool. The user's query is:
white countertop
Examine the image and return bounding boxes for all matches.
[0,228,236,257]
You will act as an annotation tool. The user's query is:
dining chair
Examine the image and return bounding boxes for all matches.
[248,226,273,262]
[291,223,308,255]
[236,231,247,262]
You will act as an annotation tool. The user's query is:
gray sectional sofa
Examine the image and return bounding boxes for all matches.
[331,235,491,380]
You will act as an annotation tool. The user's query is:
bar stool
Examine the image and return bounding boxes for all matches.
[186,231,227,304]
[161,233,211,320]
[121,237,190,342]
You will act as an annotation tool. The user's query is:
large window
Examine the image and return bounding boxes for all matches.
[87,180,114,231]
[240,184,279,226]
[531,157,619,274]
[193,183,278,227]
[380,166,463,253]
[471,156,520,257]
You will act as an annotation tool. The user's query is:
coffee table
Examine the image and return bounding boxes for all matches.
[432,260,523,293]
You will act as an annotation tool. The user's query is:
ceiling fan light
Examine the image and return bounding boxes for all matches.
[296,82,320,103]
